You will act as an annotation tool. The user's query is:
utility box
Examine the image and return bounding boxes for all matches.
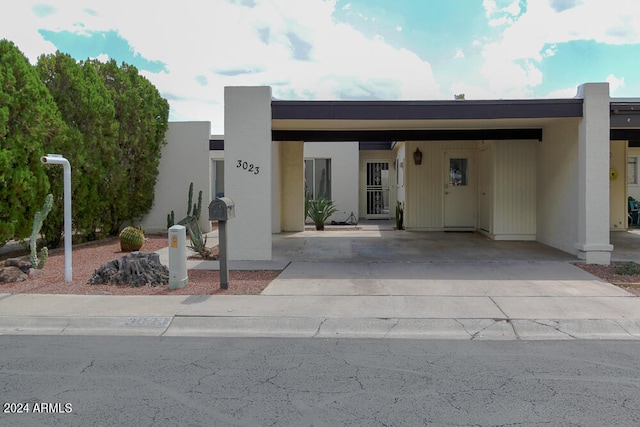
[168,225,188,289]
[209,197,235,221]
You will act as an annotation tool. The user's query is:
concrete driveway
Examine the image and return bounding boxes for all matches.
[266,223,640,301]
[272,227,575,263]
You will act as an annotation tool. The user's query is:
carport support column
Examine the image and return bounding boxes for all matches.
[224,86,273,260]
[575,83,613,265]
[280,141,305,231]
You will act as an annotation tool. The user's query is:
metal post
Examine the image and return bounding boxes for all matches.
[219,220,229,290]
[41,154,72,282]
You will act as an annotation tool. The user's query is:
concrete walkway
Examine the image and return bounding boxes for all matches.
[2,224,640,339]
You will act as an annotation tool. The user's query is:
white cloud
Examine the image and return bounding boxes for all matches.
[490,0,640,61]
[477,0,640,98]
[542,86,580,98]
[3,0,443,132]
[453,48,465,59]
[607,74,625,94]
[484,0,521,26]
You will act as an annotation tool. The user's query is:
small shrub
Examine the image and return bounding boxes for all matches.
[615,261,640,276]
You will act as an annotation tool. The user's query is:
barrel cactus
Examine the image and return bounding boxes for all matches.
[119,226,145,252]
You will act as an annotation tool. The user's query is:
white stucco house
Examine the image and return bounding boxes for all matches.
[141,83,640,265]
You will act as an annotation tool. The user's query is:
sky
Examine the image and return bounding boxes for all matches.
[2,0,640,134]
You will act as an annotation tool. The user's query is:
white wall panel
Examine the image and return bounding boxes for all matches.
[492,140,536,239]
[140,121,212,234]
[537,119,580,255]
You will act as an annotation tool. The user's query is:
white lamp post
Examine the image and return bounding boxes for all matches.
[41,154,72,282]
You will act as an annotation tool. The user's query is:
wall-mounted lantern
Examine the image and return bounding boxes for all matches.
[413,148,423,165]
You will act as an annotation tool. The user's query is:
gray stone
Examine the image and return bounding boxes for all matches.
[0,266,28,283]
[5,257,32,273]
[29,268,44,279]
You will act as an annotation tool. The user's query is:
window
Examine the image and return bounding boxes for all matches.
[304,159,331,200]
[449,158,468,186]
[629,156,638,185]
[211,160,224,199]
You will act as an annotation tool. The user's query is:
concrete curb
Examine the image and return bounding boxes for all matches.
[2,316,640,340]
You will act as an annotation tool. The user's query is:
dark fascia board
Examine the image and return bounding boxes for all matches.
[272,99,583,121]
[611,102,640,128]
[273,128,542,142]
[611,129,640,141]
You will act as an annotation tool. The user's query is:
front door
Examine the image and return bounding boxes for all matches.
[444,151,476,229]
[365,161,390,219]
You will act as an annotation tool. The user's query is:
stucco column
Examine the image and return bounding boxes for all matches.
[224,86,273,260]
[575,83,613,264]
[279,141,305,231]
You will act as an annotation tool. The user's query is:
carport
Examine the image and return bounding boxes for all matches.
[223,84,612,264]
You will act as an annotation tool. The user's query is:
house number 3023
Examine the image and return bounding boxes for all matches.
[236,160,260,175]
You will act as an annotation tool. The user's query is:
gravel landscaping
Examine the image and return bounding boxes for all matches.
[0,235,280,295]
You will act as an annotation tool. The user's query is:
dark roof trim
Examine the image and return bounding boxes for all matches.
[273,128,542,142]
[272,99,583,121]
[611,129,640,141]
[611,102,640,128]
[209,139,224,150]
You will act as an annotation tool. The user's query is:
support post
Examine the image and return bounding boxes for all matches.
[219,220,229,290]
[575,83,613,264]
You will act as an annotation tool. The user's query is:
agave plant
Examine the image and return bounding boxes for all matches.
[307,197,338,230]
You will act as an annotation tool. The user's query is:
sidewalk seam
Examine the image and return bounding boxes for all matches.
[312,318,327,337]
[489,296,510,320]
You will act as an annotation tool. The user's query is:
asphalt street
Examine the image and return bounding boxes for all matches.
[2,336,640,426]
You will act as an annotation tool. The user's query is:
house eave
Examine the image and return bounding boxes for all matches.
[272,98,584,121]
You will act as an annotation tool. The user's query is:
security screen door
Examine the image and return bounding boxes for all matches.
[444,151,476,228]
[365,161,390,218]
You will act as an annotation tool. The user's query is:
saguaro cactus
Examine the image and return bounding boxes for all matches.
[30,194,53,269]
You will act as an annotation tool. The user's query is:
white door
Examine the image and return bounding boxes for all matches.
[365,161,390,219]
[444,151,476,229]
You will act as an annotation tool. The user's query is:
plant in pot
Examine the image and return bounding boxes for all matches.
[307,197,338,230]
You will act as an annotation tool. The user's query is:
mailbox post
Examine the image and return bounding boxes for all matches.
[208,197,235,289]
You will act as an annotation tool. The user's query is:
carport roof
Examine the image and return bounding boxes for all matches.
[271,98,581,143]
[271,98,584,121]
[210,98,640,148]
[611,100,640,145]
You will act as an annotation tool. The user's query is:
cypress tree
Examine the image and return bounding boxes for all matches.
[0,39,64,243]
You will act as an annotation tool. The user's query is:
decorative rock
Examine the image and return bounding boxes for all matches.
[88,252,169,287]
[5,258,32,274]
[29,268,44,279]
[0,266,28,283]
